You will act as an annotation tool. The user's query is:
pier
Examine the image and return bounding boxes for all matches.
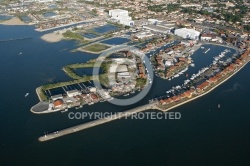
[38,102,158,142]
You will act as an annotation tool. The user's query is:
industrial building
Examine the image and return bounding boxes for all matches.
[143,24,172,34]
[109,9,134,26]
[174,28,200,40]
[109,9,129,17]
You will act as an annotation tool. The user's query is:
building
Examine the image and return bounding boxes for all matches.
[53,99,64,109]
[174,28,200,40]
[109,64,128,73]
[109,9,134,26]
[142,24,171,34]
[165,60,173,67]
[51,94,63,101]
[109,9,129,17]
[66,90,81,97]
[117,72,131,78]
[201,34,212,41]
[196,81,210,92]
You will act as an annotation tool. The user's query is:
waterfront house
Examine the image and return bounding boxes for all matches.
[215,73,223,80]
[53,99,64,109]
[196,81,210,93]
[172,96,181,102]
[235,59,243,65]
[166,98,174,104]
[220,69,228,76]
[179,57,186,62]
[208,76,219,83]
[184,90,193,98]
[160,99,166,105]
[179,93,187,100]
[90,93,99,103]
[225,64,236,72]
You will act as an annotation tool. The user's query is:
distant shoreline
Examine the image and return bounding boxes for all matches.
[0,17,27,25]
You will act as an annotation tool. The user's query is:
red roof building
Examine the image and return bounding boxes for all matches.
[53,99,64,108]
[197,81,210,92]
[208,76,219,83]
[184,91,193,98]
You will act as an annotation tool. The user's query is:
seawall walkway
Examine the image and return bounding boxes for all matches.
[39,103,157,142]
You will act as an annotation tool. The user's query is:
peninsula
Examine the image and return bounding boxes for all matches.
[9,0,248,141]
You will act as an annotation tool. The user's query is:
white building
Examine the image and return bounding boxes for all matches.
[109,9,129,17]
[165,61,173,67]
[66,90,81,97]
[109,9,134,26]
[117,72,131,78]
[148,19,158,25]
[142,24,171,34]
[110,64,128,73]
[51,94,63,101]
[200,35,212,41]
[174,28,200,40]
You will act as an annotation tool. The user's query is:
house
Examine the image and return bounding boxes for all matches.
[90,93,99,102]
[160,99,166,105]
[196,81,210,92]
[208,76,219,83]
[172,95,181,102]
[184,90,193,98]
[53,99,64,109]
[179,57,186,62]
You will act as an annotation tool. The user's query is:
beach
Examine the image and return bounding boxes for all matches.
[41,32,64,43]
[0,17,27,25]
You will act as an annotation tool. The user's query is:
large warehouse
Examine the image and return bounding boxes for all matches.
[109,9,129,17]
[174,28,200,40]
[109,9,134,26]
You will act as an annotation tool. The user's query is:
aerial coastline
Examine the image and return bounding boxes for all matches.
[36,44,250,141]
[2,0,248,141]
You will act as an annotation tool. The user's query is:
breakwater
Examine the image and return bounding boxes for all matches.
[39,102,157,142]
[0,37,32,42]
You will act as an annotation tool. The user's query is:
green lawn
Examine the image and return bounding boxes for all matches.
[83,43,110,52]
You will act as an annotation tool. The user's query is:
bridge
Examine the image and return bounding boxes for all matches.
[38,102,158,142]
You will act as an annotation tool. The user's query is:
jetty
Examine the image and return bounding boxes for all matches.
[39,102,157,142]
[0,37,32,42]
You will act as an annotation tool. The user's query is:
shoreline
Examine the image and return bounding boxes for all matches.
[35,18,99,32]
[0,17,27,26]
